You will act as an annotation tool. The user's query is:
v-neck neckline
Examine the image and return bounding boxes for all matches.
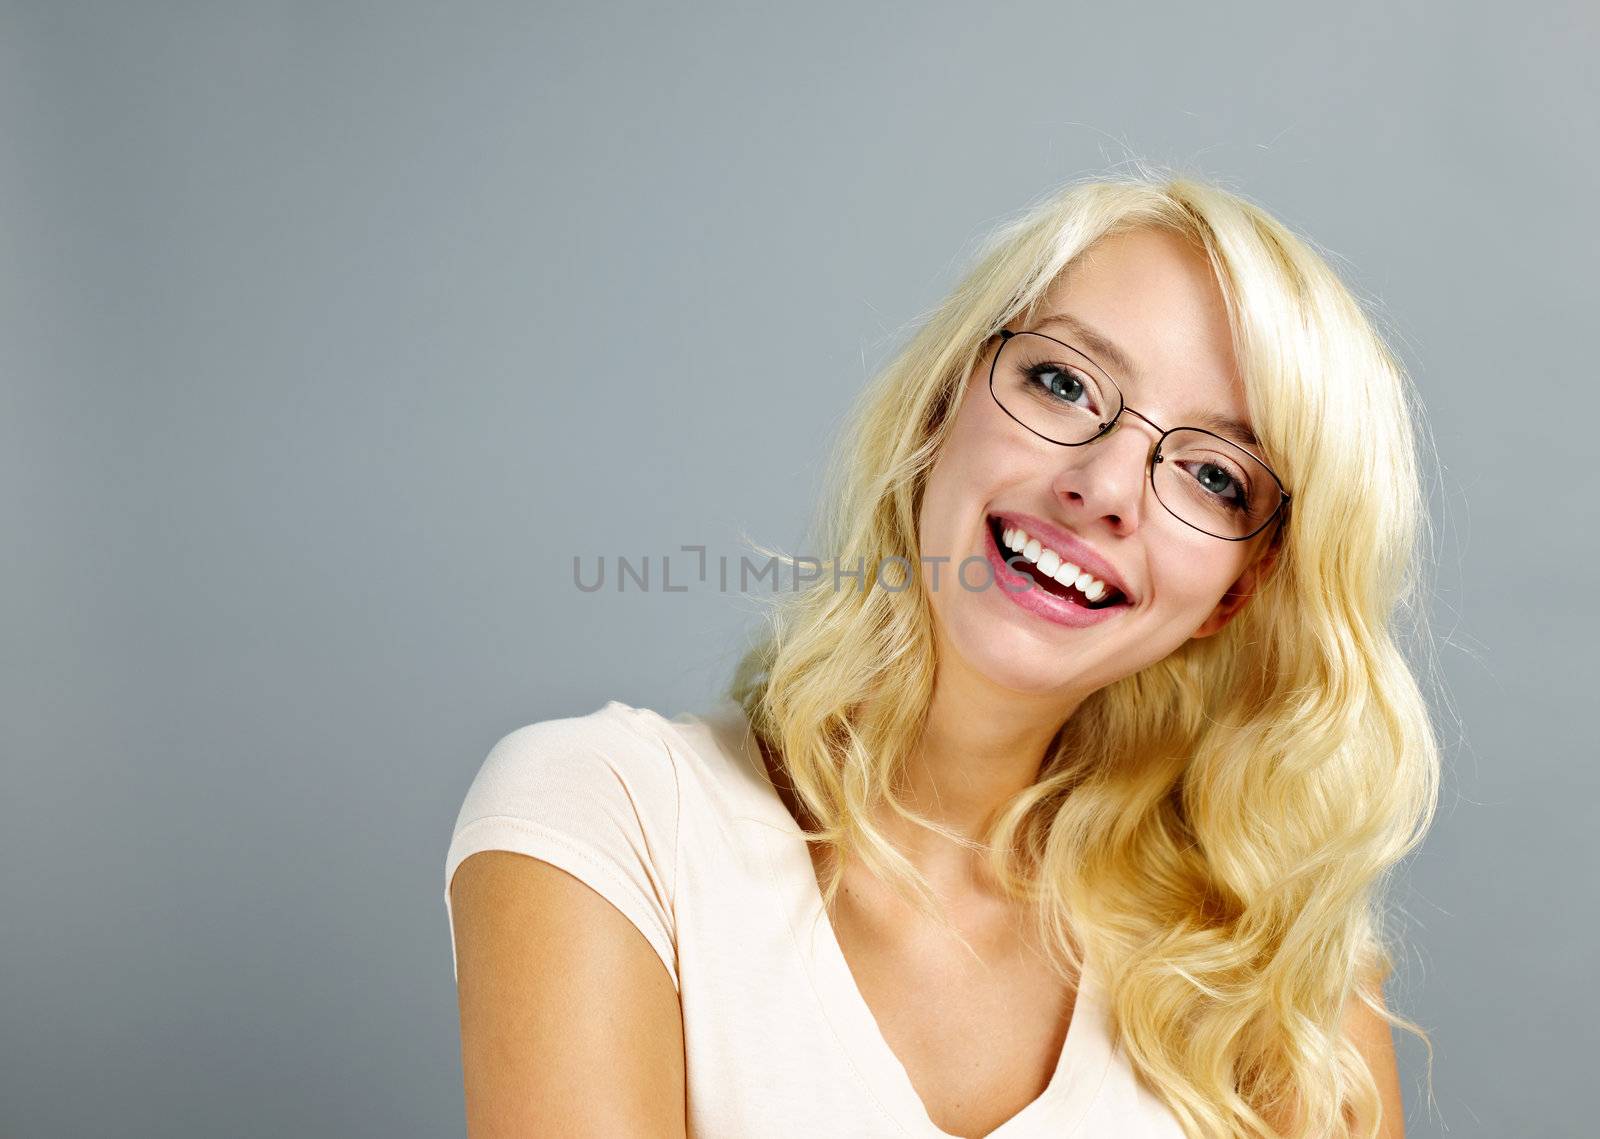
[715,699,1114,1137]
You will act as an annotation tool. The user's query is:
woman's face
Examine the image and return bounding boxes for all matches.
[918,226,1282,702]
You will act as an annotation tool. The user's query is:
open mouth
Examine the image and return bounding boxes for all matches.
[986,515,1129,611]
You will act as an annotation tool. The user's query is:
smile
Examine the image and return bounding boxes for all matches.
[991,517,1125,607]
[982,515,1133,625]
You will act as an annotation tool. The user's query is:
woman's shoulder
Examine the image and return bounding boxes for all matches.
[444,699,688,989]
[459,699,680,813]
[455,696,759,821]
[637,697,780,806]
[495,696,671,750]
[575,696,784,836]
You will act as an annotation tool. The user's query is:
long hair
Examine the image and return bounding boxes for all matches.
[729,169,1441,1138]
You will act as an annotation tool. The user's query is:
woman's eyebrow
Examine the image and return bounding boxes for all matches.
[1032,312,1138,381]
[1032,310,1261,450]
[1192,412,1261,451]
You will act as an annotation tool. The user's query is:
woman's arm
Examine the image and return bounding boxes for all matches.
[1342,981,1406,1139]
[450,850,688,1138]
[1260,976,1406,1137]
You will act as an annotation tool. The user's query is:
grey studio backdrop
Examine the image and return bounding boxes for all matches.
[4,3,1595,1137]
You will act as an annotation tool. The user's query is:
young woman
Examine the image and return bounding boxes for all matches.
[445,174,1439,1138]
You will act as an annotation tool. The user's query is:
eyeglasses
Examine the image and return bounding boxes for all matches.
[987,328,1291,541]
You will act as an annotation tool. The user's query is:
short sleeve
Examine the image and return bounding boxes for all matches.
[443,700,682,991]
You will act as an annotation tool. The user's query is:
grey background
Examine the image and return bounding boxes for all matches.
[4,2,1595,1136]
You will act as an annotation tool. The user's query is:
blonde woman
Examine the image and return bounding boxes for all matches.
[445,173,1438,1138]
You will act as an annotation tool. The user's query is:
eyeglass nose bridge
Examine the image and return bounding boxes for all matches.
[1091,404,1173,474]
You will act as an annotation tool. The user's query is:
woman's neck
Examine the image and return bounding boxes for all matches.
[755,658,1079,896]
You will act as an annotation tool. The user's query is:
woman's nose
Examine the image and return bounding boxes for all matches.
[1048,416,1158,534]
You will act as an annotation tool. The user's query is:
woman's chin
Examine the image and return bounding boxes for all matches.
[951,639,1083,699]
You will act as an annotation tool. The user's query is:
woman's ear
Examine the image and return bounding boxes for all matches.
[1191,522,1284,639]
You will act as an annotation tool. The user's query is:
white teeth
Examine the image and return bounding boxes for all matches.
[997,521,1119,603]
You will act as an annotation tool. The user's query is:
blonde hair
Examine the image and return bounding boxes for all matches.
[729,169,1441,1138]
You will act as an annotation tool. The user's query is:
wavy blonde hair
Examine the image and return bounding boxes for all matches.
[729,169,1440,1138]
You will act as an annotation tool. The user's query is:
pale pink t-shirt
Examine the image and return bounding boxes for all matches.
[443,698,1187,1137]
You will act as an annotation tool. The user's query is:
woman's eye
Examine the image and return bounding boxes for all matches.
[1028,364,1092,407]
[1188,461,1251,512]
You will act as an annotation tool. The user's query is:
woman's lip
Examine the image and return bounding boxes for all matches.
[981,519,1131,629]
[989,511,1136,604]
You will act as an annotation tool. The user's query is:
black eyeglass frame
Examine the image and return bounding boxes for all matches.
[987,328,1292,542]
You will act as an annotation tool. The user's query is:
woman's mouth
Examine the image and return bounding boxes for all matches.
[985,515,1129,611]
